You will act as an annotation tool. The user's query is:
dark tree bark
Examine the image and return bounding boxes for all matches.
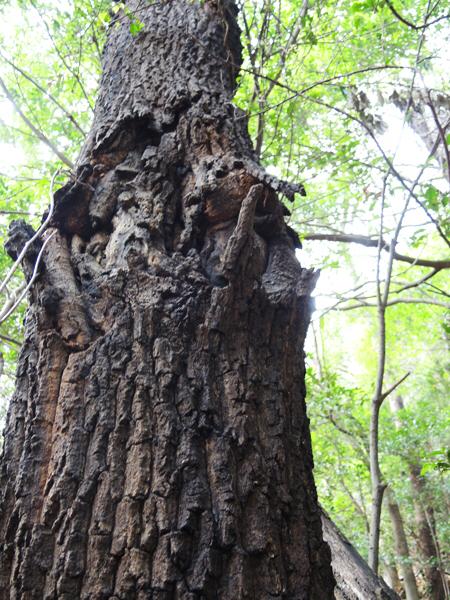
[321,509,401,600]
[0,1,335,599]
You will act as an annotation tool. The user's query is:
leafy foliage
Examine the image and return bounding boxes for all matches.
[422,448,450,474]
[1,0,450,594]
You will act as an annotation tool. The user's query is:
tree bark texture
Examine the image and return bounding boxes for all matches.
[385,492,420,600]
[391,91,450,182]
[0,2,334,599]
[408,463,447,600]
[321,509,400,600]
[382,565,404,599]
[389,396,446,599]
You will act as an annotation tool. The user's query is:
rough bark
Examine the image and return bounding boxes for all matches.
[0,1,334,599]
[391,90,450,182]
[409,463,447,600]
[321,509,400,600]
[385,492,420,600]
[389,395,446,599]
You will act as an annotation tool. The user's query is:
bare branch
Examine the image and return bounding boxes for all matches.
[302,233,450,269]
[0,280,26,322]
[338,297,450,310]
[385,0,449,31]
[0,210,33,216]
[0,169,60,297]
[0,231,56,326]
[0,77,74,169]
[380,372,410,405]
[0,332,22,346]
[391,269,440,294]
[0,50,86,137]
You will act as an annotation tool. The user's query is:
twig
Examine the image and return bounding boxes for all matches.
[0,280,26,322]
[379,372,410,404]
[426,93,450,185]
[391,269,440,294]
[29,0,94,113]
[0,168,60,297]
[0,231,56,326]
[0,210,33,216]
[302,234,450,269]
[0,77,74,169]
[0,332,22,346]
[0,50,86,137]
[339,297,450,310]
[385,0,449,31]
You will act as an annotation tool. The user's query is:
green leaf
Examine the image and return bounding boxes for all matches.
[435,461,450,471]
[425,450,446,458]
[421,464,434,475]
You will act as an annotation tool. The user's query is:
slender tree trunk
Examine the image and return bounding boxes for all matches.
[409,463,448,600]
[386,490,420,600]
[382,563,404,598]
[0,1,335,599]
[368,264,388,574]
[389,394,446,599]
[385,395,420,600]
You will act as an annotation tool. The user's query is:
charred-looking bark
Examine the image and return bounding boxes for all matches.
[0,1,334,599]
[321,509,401,600]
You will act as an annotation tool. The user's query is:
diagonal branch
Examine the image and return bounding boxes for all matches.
[0,168,60,298]
[391,269,440,294]
[339,297,450,310]
[302,233,450,269]
[0,76,74,169]
[0,51,86,137]
[379,372,410,405]
[0,231,56,327]
[385,0,449,31]
[0,331,22,346]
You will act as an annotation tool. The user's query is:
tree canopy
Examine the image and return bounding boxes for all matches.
[1,0,450,597]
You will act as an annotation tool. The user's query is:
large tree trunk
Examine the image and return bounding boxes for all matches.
[0,1,335,599]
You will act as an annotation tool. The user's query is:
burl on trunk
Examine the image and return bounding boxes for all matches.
[0,1,334,598]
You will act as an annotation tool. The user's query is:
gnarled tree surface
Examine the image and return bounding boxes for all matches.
[321,510,400,600]
[0,1,335,598]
